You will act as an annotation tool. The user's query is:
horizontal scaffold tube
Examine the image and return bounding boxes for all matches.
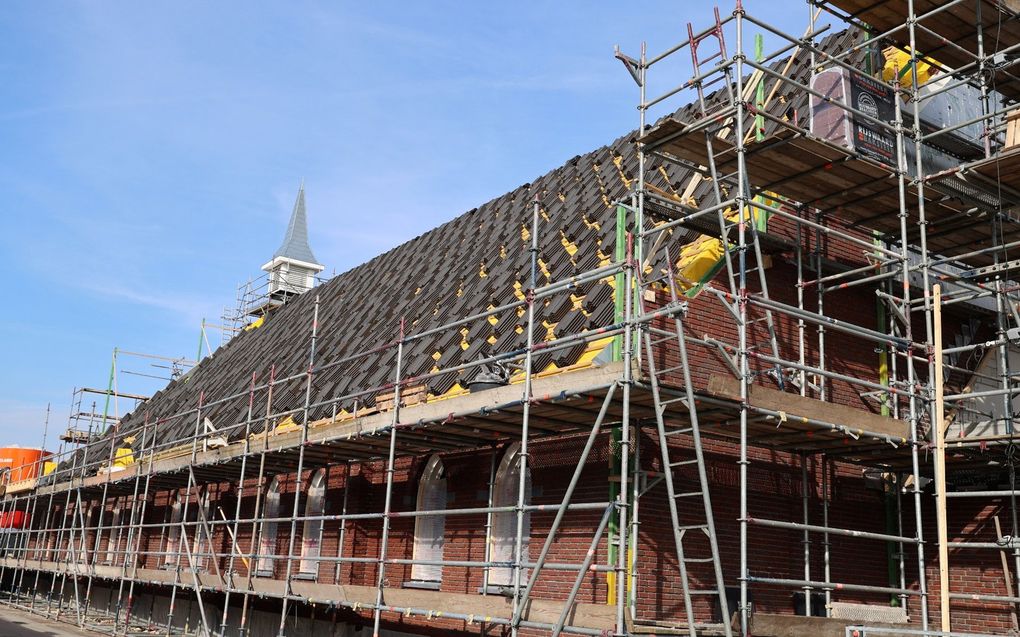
[746,516,919,544]
[746,295,912,350]
[747,575,918,597]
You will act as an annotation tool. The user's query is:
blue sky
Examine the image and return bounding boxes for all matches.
[0,2,810,447]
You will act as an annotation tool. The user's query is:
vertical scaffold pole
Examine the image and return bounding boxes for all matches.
[49,407,90,620]
[801,455,812,616]
[893,18,930,629]
[733,3,751,635]
[220,371,257,636]
[238,364,275,637]
[277,296,320,637]
[165,394,203,637]
[822,455,831,610]
[181,467,212,637]
[122,416,157,634]
[29,447,61,613]
[371,318,404,637]
[510,196,540,636]
[512,384,619,629]
[615,229,634,634]
[81,418,121,624]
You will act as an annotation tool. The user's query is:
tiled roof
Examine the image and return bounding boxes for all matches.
[82,29,864,463]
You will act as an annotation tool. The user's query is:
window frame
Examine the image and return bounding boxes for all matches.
[104,504,122,565]
[488,442,531,588]
[408,455,448,585]
[255,476,281,577]
[298,469,327,579]
[163,495,183,569]
[192,487,212,571]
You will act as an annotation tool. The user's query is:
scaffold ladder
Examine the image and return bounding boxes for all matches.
[688,7,734,108]
[719,204,785,386]
[687,8,785,389]
[640,256,733,637]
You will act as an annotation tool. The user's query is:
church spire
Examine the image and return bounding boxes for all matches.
[272,182,320,266]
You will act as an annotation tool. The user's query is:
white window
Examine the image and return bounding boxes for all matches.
[65,507,80,563]
[192,488,212,570]
[299,469,327,577]
[45,509,64,561]
[35,510,52,560]
[79,505,98,565]
[104,506,122,565]
[256,476,281,576]
[411,455,447,583]
[489,442,531,587]
[164,496,183,568]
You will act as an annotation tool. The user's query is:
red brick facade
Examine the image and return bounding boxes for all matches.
[17,214,1009,635]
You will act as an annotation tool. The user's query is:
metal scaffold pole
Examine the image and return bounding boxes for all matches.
[371,317,404,637]
[732,5,752,635]
[905,0,935,630]
[7,3,1020,636]
[237,364,275,637]
[614,231,633,636]
[219,371,258,637]
[121,414,158,634]
[510,196,541,637]
[277,296,320,637]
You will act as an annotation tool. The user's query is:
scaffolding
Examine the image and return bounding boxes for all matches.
[1,2,1020,636]
[221,269,332,346]
[615,0,1020,633]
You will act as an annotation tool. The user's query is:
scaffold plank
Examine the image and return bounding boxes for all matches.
[0,557,617,632]
[704,373,909,441]
[968,144,1020,192]
[642,120,1011,262]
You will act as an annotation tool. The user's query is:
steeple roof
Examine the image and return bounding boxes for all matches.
[273,184,320,265]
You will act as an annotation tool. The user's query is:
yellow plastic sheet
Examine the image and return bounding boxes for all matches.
[675,205,765,297]
[882,46,938,88]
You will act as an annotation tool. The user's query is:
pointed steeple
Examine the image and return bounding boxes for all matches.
[272,183,321,266]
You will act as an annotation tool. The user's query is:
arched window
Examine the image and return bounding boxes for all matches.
[299,469,327,578]
[256,476,281,576]
[104,505,122,565]
[410,455,447,583]
[35,507,55,560]
[45,507,63,561]
[164,495,183,568]
[192,487,212,570]
[76,505,98,565]
[61,508,74,563]
[489,442,531,587]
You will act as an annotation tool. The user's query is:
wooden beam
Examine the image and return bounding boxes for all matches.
[705,374,909,441]
[934,283,951,632]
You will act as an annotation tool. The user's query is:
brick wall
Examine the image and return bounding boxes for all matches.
[19,214,1009,635]
[22,431,1014,635]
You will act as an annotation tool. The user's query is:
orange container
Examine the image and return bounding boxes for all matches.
[0,447,51,482]
[0,511,28,529]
